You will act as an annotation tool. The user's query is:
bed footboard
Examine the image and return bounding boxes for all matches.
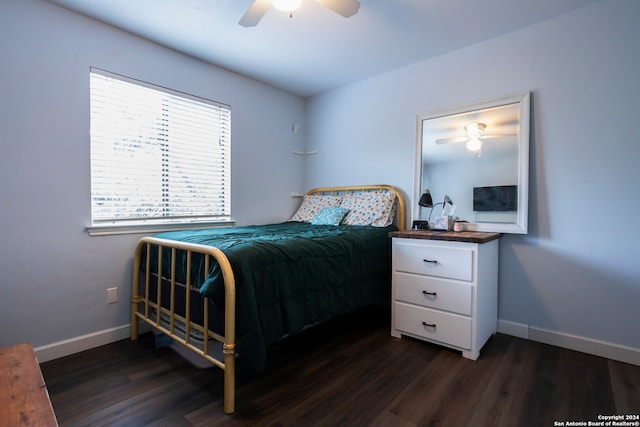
[130,237,236,414]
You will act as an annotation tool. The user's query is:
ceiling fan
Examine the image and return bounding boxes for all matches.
[435,122,516,152]
[239,0,361,27]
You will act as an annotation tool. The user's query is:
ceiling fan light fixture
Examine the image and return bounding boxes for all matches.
[465,122,485,151]
[272,0,302,12]
[465,122,485,138]
[466,137,482,151]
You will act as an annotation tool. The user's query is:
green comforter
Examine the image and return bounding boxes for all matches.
[152,221,395,372]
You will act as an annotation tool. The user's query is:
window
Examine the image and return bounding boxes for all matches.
[89,68,231,234]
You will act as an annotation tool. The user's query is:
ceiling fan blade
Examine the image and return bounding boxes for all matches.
[314,0,361,17]
[239,0,272,27]
[481,134,517,142]
[436,136,468,145]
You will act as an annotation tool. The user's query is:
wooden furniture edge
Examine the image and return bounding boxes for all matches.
[0,342,58,426]
[389,229,502,244]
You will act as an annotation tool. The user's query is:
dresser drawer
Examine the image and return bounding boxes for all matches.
[393,240,473,281]
[394,302,471,350]
[394,272,472,316]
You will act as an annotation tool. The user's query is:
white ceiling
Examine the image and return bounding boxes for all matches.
[47,0,599,97]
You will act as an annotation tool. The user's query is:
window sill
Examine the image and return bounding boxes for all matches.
[86,219,235,236]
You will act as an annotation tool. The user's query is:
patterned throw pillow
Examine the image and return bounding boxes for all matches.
[340,191,397,227]
[311,207,349,226]
[290,195,343,223]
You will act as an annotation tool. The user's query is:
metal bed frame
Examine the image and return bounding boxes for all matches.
[130,184,405,414]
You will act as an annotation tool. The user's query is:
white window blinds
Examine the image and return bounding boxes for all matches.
[90,68,231,226]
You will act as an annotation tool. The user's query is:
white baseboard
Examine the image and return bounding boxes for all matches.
[37,320,640,367]
[497,319,529,339]
[497,319,640,366]
[35,323,150,363]
[528,326,640,366]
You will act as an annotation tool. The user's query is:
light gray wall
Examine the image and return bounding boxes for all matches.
[305,0,640,350]
[0,0,305,349]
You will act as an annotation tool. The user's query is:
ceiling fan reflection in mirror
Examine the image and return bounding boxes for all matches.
[239,0,361,27]
[436,122,516,152]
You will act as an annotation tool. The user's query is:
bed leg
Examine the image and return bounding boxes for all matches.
[131,241,144,341]
[223,343,235,414]
[131,300,139,340]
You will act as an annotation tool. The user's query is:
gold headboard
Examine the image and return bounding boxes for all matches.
[306,185,406,230]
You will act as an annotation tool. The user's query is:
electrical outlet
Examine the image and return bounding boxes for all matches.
[107,287,118,304]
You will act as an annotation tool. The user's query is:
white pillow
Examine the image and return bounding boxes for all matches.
[290,195,343,223]
[340,191,397,227]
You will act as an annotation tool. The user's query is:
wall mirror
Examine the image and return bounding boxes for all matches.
[414,92,530,234]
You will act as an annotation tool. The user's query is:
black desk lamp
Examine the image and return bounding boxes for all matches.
[418,189,434,209]
[414,189,434,229]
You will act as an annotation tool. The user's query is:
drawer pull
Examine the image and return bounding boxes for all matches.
[422,321,437,328]
[423,258,438,264]
[422,290,437,297]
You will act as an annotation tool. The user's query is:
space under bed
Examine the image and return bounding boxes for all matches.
[130,185,405,414]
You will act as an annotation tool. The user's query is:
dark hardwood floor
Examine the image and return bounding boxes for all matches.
[40,307,640,426]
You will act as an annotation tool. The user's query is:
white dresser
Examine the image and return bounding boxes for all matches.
[389,230,501,360]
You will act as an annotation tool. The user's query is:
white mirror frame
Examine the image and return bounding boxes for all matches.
[413,92,530,234]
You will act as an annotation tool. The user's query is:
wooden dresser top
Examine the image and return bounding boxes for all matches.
[389,229,502,244]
